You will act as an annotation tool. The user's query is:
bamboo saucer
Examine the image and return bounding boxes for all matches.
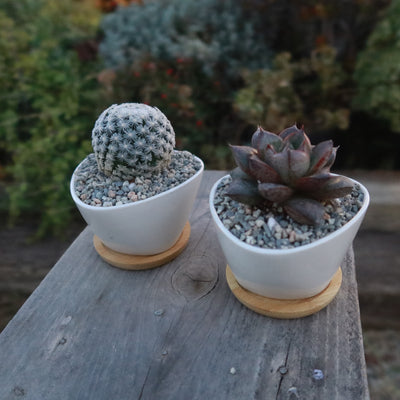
[93,222,190,270]
[226,265,342,319]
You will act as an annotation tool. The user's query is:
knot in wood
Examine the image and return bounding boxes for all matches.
[13,386,25,397]
[279,366,288,375]
[171,256,218,301]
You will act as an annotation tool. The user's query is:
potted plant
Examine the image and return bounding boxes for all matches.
[209,125,369,318]
[70,103,204,270]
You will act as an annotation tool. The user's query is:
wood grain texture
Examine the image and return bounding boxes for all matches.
[226,266,342,319]
[93,221,191,270]
[0,171,369,400]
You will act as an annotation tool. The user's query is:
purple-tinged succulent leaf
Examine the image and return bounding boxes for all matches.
[284,197,326,225]
[320,146,338,171]
[284,131,306,150]
[248,155,281,183]
[308,140,334,174]
[279,124,303,140]
[226,177,263,206]
[264,149,290,183]
[260,143,277,164]
[251,126,283,154]
[229,145,257,175]
[298,133,312,155]
[295,173,332,193]
[258,182,294,203]
[230,167,256,182]
[288,149,310,179]
[311,175,354,200]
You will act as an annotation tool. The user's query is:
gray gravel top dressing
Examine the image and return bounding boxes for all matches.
[73,150,201,207]
[213,175,364,250]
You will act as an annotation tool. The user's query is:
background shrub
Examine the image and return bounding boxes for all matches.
[0,0,103,236]
[353,0,400,133]
[99,0,272,79]
[98,0,274,168]
[234,46,351,137]
[242,0,390,62]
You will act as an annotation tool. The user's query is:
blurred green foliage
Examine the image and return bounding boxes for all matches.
[234,46,350,134]
[99,0,272,78]
[242,0,390,62]
[353,0,400,133]
[0,0,103,237]
[0,0,399,237]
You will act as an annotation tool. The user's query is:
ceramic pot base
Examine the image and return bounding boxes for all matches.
[93,222,191,270]
[226,265,342,319]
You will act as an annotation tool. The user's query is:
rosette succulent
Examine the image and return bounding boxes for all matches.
[227,125,354,225]
[92,103,175,180]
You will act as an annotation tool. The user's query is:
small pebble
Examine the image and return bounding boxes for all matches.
[288,387,299,398]
[312,369,324,380]
[127,191,138,201]
[267,217,278,231]
[255,218,264,228]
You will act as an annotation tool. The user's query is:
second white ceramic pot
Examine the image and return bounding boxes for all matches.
[209,175,369,299]
[71,156,204,255]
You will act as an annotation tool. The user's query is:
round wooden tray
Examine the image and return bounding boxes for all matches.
[93,222,190,270]
[226,265,342,319]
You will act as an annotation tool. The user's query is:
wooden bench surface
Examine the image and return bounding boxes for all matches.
[0,171,370,400]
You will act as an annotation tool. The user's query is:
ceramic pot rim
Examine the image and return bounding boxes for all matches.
[70,154,204,212]
[209,173,370,255]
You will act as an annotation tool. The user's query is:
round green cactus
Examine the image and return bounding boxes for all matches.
[92,103,175,180]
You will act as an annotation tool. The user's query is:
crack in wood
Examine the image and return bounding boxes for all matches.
[276,339,292,399]
[197,269,220,301]
[173,268,219,301]
[137,366,151,400]
[182,271,213,284]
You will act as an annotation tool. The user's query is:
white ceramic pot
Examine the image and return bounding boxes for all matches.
[209,175,370,299]
[71,157,204,255]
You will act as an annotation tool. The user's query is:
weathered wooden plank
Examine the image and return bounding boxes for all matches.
[0,171,369,400]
